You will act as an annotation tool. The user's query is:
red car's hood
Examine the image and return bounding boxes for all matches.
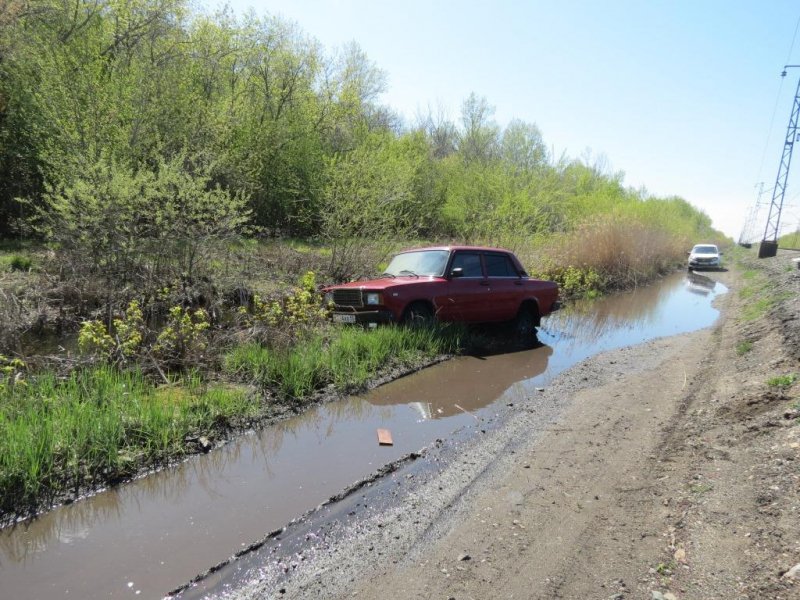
[323,276,442,292]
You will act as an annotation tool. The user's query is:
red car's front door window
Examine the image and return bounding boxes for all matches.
[439,252,487,322]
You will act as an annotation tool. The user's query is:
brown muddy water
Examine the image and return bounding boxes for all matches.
[0,271,726,600]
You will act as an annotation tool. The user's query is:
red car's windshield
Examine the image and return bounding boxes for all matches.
[384,250,450,277]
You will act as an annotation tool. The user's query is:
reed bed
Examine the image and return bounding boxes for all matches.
[517,217,692,297]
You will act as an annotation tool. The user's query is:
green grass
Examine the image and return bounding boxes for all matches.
[0,253,34,272]
[737,268,793,322]
[778,230,800,248]
[0,239,39,272]
[736,340,753,356]
[690,482,714,495]
[0,367,258,515]
[225,324,468,400]
[767,373,798,388]
[655,561,676,576]
[740,268,758,281]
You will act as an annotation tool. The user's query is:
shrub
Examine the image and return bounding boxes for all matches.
[36,154,250,307]
[252,271,327,327]
[0,355,25,392]
[240,271,330,347]
[532,263,605,299]
[78,321,115,357]
[153,307,210,367]
[79,300,208,369]
[78,301,146,363]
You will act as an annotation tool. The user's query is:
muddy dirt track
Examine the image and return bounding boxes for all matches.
[217,252,800,600]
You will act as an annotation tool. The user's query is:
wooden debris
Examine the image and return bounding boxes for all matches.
[377,428,393,446]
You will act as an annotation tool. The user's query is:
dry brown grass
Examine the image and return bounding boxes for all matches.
[526,217,687,290]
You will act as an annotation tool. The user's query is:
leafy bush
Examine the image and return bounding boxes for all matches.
[239,271,329,347]
[37,154,250,303]
[79,300,208,369]
[78,301,146,363]
[153,307,210,367]
[0,355,25,392]
[532,264,605,299]
[251,271,327,327]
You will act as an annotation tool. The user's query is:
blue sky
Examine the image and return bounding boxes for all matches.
[203,0,800,240]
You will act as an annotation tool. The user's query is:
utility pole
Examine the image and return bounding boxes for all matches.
[761,66,800,258]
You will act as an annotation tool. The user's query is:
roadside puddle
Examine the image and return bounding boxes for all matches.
[0,271,726,600]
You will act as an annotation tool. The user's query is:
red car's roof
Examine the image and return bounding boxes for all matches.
[396,245,515,254]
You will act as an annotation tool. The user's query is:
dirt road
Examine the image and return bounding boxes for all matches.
[228,254,799,600]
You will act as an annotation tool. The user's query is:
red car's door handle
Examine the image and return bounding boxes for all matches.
[479,281,490,287]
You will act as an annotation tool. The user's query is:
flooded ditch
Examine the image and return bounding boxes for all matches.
[0,271,726,600]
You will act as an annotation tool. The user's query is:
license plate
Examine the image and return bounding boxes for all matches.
[333,313,357,324]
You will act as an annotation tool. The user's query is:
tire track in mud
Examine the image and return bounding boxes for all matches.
[646,260,800,600]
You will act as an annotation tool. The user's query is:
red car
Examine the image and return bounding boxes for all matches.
[322,246,559,334]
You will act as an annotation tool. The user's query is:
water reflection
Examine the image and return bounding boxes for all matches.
[549,277,675,342]
[544,272,725,354]
[686,272,717,296]
[366,344,553,418]
[0,495,121,566]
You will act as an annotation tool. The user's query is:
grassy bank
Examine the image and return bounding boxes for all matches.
[0,367,258,516]
[734,250,796,322]
[0,322,469,518]
[225,323,468,400]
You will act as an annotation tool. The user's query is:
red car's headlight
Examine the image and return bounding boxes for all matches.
[365,292,383,306]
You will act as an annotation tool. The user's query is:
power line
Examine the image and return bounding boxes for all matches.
[786,13,800,63]
[739,182,766,244]
[756,78,787,185]
[750,13,800,243]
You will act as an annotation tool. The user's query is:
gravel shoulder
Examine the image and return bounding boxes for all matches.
[229,253,800,600]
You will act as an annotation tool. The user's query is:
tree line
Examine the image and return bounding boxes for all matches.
[0,0,718,264]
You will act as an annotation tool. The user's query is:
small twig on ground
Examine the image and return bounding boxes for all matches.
[454,403,479,421]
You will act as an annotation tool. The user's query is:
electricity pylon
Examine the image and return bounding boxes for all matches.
[761,66,800,257]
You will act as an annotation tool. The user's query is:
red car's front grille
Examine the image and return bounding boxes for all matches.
[332,289,363,307]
